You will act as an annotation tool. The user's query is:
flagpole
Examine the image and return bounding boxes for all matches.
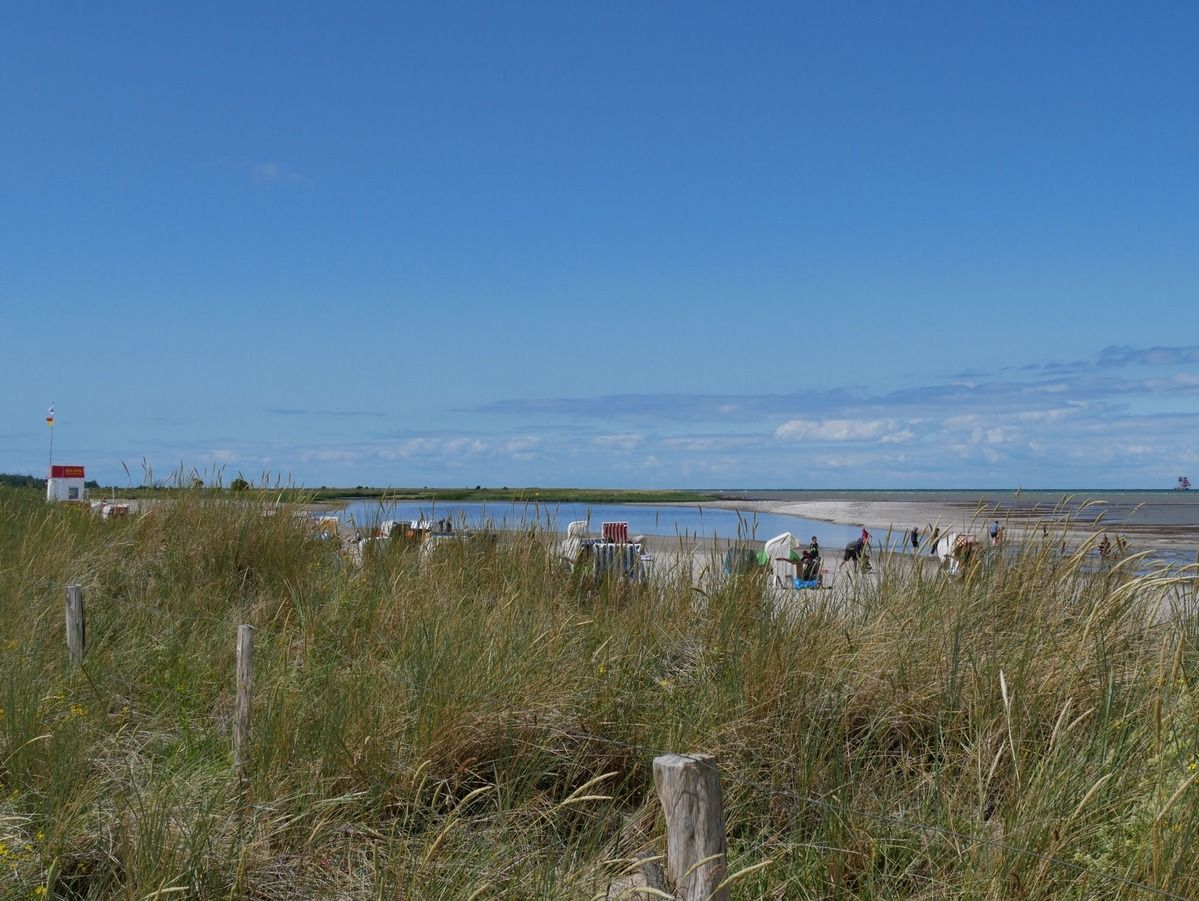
[47,402,55,474]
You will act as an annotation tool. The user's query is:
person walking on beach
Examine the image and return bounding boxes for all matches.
[909,527,919,552]
[989,520,1000,545]
[929,527,940,555]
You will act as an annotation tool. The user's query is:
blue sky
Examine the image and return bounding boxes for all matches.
[2,3,1196,488]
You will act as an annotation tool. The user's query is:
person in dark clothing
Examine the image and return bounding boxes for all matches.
[840,537,865,570]
[799,536,821,582]
[910,527,919,551]
[929,527,941,555]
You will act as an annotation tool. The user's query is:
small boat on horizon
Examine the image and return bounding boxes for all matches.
[1176,476,1191,490]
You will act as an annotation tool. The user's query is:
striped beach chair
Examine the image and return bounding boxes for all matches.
[592,542,642,581]
[601,521,629,543]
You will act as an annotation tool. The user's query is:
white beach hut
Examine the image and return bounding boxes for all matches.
[46,465,88,503]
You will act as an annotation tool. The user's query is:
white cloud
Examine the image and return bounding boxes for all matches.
[501,436,542,460]
[381,437,487,459]
[443,438,488,455]
[299,449,360,463]
[662,435,754,451]
[593,433,644,450]
[943,415,979,430]
[382,438,440,459]
[986,428,1016,444]
[75,341,1198,488]
[1015,408,1081,424]
[502,436,542,454]
[774,418,898,442]
[942,418,1021,446]
[251,161,309,184]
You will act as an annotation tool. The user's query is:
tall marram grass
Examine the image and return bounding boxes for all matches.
[1,487,1197,898]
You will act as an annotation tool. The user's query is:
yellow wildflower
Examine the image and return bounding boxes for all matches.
[34,887,48,897]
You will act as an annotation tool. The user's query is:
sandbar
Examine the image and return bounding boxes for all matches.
[714,490,1199,558]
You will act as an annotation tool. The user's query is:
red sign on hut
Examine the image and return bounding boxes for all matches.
[47,465,87,502]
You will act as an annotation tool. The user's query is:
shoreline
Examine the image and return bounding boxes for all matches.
[314,490,1198,559]
[711,496,1199,558]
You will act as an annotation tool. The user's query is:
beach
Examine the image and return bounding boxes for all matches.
[715,489,1199,558]
[315,488,1199,564]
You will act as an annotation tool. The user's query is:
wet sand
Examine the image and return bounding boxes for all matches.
[712,490,1199,558]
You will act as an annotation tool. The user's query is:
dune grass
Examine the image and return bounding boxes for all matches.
[0,487,1197,898]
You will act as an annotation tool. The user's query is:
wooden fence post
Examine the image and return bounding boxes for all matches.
[233,624,254,772]
[65,584,85,667]
[653,753,729,901]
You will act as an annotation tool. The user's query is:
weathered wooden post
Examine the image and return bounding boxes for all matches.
[65,584,85,667]
[233,624,254,772]
[653,753,729,901]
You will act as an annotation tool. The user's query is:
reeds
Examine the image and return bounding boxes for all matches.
[0,486,1196,898]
